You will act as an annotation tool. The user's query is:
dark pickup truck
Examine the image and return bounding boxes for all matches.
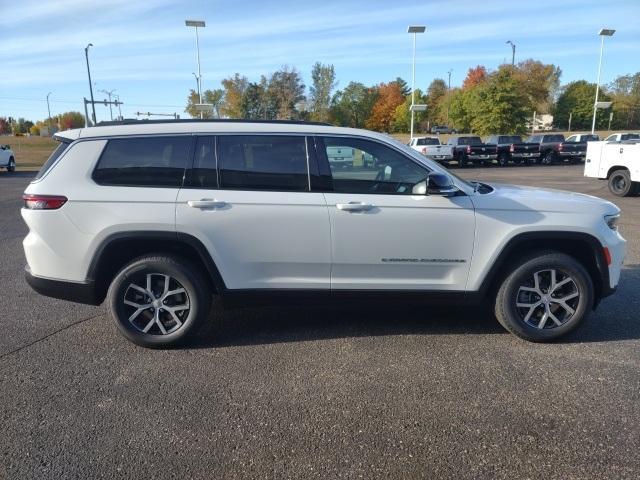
[485,135,539,166]
[526,133,587,165]
[446,136,497,167]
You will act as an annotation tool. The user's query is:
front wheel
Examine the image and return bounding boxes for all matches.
[494,251,594,342]
[107,254,212,348]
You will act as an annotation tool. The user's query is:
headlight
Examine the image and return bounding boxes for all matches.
[605,214,620,231]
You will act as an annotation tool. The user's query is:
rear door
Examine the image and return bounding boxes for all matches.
[175,134,331,290]
[316,136,475,291]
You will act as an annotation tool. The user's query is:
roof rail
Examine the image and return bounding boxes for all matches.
[94,119,333,127]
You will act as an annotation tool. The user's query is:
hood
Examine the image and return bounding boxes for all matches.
[472,182,620,217]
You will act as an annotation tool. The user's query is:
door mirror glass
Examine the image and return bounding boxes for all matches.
[424,173,458,196]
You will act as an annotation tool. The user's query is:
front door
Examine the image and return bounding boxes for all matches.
[176,135,331,290]
[317,136,475,291]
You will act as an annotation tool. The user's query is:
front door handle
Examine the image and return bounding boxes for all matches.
[336,202,375,212]
[187,199,227,209]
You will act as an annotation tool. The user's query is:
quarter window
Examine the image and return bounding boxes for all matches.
[320,137,428,195]
[217,135,309,191]
[93,136,190,187]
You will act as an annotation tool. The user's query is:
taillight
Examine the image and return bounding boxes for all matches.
[557,143,563,152]
[22,194,67,210]
[509,144,515,153]
[422,147,427,154]
[466,145,471,154]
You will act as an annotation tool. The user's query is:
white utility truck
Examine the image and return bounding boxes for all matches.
[585,139,640,196]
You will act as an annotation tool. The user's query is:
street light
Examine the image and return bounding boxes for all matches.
[591,28,615,134]
[84,43,96,125]
[506,40,515,66]
[46,92,52,135]
[407,25,426,139]
[185,19,206,119]
[446,69,452,125]
[100,89,116,121]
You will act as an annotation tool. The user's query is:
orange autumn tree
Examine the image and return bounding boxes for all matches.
[462,65,488,90]
[365,82,405,132]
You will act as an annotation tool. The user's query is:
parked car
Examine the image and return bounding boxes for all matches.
[22,120,625,347]
[604,132,640,142]
[430,125,457,134]
[565,134,600,143]
[326,145,354,169]
[485,135,539,167]
[526,134,586,165]
[585,138,640,196]
[447,136,497,167]
[408,136,454,163]
[0,144,16,172]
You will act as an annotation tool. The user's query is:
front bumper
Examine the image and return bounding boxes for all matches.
[25,266,101,305]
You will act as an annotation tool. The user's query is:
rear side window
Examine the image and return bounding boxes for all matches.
[544,135,565,143]
[34,140,71,181]
[217,135,309,191]
[93,136,190,187]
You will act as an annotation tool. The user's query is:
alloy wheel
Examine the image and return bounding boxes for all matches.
[123,273,190,335]
[515,269,580,329]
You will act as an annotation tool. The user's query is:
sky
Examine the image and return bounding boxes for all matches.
[1,0,639,122]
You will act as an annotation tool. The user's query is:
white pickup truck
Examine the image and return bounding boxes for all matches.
[408,136,453,163]
[585,139,640,196]
[0,144,16,172]
[603,132,640,142]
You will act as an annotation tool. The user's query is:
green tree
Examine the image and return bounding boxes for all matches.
[391,88,427,133]
[393,77,411,96]
[240,76,277,119]
[221,73,249,118]
[185,88,224,118]
[608,72,640,129]
[267,66,306,119]
[554,80,611,131]
[448,88,473,133]
[330,82,378,128]
[513,59,562,113]
[309,62,337,122]
[58,112,85,130]
[468,68,531,135]
[426,78,448,125]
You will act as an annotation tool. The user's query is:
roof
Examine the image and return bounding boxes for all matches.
[54,120,377,142]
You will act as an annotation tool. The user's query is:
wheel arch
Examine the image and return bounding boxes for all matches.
[606,166,629,179]
[479,231,609,306]
[88,231,226,304]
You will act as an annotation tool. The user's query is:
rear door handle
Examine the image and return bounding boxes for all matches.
[336,202,375,212]
[187,199,227,209]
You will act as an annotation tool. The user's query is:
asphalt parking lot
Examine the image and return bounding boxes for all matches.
[1,165,639,479]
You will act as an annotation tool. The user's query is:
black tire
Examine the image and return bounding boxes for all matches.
[494,251,594,342]
[107,254,212,348]
[497,153,509,167]
[7,157,15,172]
[608,169,634,197]
[457,153,466,168]
[541,151,555,165]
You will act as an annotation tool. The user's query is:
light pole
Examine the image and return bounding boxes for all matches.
[84,43,96,125]
[407,25,426,139]
[446,69,452,125]
[100,89,116,120]
[591,28,615,134]
[115,94,123,120]
[46,92,52,135]
[506,40,515,66]
[185,19,206,119]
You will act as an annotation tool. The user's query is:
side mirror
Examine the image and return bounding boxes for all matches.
[423,173,458,196]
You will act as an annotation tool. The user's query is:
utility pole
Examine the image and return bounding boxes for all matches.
[100,89,117,121]
[115,94,123,120]
[506,40,515,66]
[84,43,96,125]
[446,69,452,125]
[46,92,52,135]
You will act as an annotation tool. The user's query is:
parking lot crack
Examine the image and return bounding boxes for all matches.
[0,312,104,360]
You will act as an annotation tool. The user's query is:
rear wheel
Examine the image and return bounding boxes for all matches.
[107,254,211,348]
[457,153,466,168]
[494,252,593,342]
[608,169,637,197]
[7,157,15,172]
[497,153,509,167]
[541,151,555,165]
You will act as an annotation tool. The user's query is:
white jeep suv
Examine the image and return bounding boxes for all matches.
[22,120,626,347]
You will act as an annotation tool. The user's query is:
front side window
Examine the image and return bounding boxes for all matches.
[217,135,309,191]
[93,136,190,187]
[320,137,428,195]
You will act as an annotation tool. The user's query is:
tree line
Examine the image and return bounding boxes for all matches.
[187,61,640,135]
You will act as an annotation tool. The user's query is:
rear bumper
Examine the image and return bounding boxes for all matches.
[511,153,539,158]
[25,266,101,305]
[469,154,497,161]
[559,151,585,157]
